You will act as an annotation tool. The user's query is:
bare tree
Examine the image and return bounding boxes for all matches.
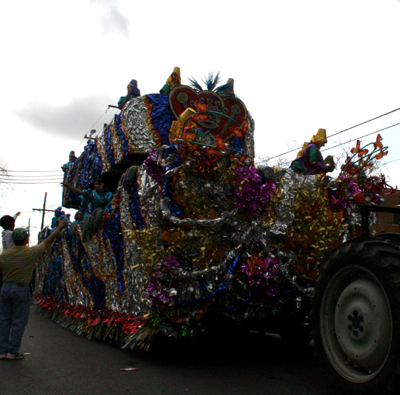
[0,166,12,201]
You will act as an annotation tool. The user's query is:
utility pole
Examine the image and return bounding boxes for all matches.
[32,192,55,230]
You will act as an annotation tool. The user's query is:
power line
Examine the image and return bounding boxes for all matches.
[0,181,61,185]
[0,177,62,182]
[21,210,35,214]
[6,169,63,173]
[268,107,400,161]
[0,181,62,184]
[268,120,400,161]
[328,107,400,138]
[19,203,66,215]
[47,203,64,209]
[381,158,400,166]
[321,122,400,153]
[0,173,64,178]
[0,174,62,180]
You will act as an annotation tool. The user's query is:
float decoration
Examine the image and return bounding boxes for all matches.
[37,80,394,349]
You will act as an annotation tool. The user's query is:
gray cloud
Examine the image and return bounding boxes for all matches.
[91,0,130,38]
[15,95,118,140]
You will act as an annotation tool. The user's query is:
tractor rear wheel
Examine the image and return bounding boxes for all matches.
[312,238,400,394]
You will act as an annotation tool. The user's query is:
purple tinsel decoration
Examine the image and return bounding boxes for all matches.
[241,256,281,296]
[332,175,363,211]
[163,255,180,268]
[144,151,165,183]
[347,178,362,195]
[234,166,276,218]
[146,274,177,307]
[146,256,180,307]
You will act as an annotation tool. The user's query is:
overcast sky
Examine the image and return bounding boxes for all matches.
[1,0,400,245]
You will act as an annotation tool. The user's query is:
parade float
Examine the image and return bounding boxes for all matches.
[36,72,400,394]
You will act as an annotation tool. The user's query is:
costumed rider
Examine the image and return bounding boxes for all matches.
[118,79,141,110]
[215,78,235,96]
[61,178,114,216]
[51,207,66,229]
[61,151,77,173]
[73,211,83,223]
[160,67,181,95]
[49,207,71,235]
[290,128,334,175]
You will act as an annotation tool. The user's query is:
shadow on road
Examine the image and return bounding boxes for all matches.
[0,309,328,395]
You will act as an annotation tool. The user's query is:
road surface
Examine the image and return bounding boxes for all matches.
[0,305,329,395]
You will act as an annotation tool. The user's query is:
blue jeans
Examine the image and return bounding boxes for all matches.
[0,282,31,354]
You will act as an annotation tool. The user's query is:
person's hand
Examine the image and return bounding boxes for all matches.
[57,218,68,228]
[103,198,111,204]
[16,211,21,217]
[324,155,335,173]
[43,218,69,248]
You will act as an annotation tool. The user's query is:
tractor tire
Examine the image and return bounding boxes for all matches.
[311,237,400,394]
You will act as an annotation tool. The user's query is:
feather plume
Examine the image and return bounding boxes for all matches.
[203,71,221,91]
[188,77,203,92]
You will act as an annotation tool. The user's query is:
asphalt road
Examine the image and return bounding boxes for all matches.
[0,305,329,395]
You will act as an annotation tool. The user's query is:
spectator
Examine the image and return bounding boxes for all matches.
[1,212,21,251]
[1,212,21,292]
[0,219,68,360]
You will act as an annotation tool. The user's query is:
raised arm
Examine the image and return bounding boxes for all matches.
[61,182,84,195]
[118,96,130,110]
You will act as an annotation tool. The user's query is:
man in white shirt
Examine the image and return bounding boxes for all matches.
[1,212,21,251]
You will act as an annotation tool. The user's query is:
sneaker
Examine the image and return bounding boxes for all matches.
[6,353,24,360]
[0,354,7,360]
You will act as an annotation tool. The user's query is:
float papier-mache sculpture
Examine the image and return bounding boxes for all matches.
[36,73,397,392]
